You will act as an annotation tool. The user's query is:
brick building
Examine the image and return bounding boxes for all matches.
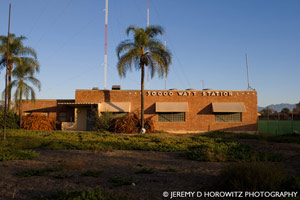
[22,88,258,133]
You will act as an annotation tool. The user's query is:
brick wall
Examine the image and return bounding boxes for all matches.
[22,100,74,123]
[22,90,257,132]
[76,89,258,132]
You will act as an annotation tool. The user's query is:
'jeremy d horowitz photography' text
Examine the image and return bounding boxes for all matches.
[163,191,298,199]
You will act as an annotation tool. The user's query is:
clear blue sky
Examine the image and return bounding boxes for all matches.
[0,0,299,107]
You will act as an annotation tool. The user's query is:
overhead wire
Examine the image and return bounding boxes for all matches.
[32,0,73,49]
[108,0,142,88]
[26,1,51,37]
[152,0,192,89]
[31,1,99,93]
[45,64,102,92]
[46,17,98,61]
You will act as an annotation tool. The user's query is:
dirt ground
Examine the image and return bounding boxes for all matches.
[0,139,299,200]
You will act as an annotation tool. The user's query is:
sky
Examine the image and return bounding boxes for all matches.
[0,0,299,107]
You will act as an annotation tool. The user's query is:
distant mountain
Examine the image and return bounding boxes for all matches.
[258,103,296,112]
[258,106,264,111]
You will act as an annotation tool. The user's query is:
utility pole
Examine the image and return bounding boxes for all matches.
[146,0,150,90]
[200,80,205,90]
[3,3,11,140]
[245,53,252,90]
[104,0,108,90]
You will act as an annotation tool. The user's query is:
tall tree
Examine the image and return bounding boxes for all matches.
[8,58,41,127]
[0,34,39,109]
[280,107,290,114]
[116,25,172,132]
[259,107,274,119]
[292,102,300,114]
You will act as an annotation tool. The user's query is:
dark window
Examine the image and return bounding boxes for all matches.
[58,112,67,122]
[112,112,128,118]
[215,112,242,122]
[158,112,185,122]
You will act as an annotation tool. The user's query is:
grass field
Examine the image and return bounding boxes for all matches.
[0,129,282,162]
[258,120,300,134]
[1,130,300,199]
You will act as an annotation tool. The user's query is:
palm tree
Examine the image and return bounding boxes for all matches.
[8,58,41,127]
[0,34,39,109]
[116,25,172,132]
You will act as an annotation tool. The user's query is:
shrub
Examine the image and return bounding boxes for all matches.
[0,108,19,129]
[220,162,283,191]
[219,162,300,191]
[186,140,282,162]
[281,176,300,191]
[22,114,57,131]
[109,113,154,133]
[91,111,114,131]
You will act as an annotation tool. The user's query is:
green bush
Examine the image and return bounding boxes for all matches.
[40,189,130,200]
[219,162,300,191]
[281,176,300,191]
[185,140,282,162]
[90,110,114,131]
[0,108,19,129]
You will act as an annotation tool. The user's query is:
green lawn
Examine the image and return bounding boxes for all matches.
[258,120,300,134]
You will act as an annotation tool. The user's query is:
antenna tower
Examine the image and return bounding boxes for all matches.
[164,28,167,90]
[104,0,108,89]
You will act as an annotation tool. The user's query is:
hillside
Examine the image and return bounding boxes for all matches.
[258,103,296,112]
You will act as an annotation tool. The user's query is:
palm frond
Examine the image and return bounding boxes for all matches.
[117,48,141,77]
[116,40,137,58]
[18,46,37,59]
[145,25,163,38]
[117,25,172,79]
[126,26,140,36]
[2,80,18,100]
[14,87,21,108]
[24,76,41,91]
[23,83,36,100]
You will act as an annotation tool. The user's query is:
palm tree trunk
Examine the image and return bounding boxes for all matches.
[8,64,12,110]
[19,88,23,128]
[140,63,145,130]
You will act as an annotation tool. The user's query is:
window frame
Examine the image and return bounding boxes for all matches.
[158,112,186,122]
[214,112,242,123]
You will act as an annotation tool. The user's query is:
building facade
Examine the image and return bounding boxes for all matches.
[22,89,258,133]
